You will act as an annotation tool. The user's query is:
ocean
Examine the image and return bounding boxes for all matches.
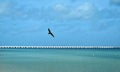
[0,48,120,72]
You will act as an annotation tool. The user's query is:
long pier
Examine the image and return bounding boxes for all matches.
[0,46,120,49]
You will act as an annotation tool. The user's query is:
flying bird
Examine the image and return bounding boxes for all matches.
[48,28,54,37]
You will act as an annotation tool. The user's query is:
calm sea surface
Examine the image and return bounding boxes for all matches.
[0,48,120,72]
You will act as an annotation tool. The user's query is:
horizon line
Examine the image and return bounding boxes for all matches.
[0,46,120,48]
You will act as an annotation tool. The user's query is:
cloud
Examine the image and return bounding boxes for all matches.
[0,1,120,33]
[111,0,120,5]
[69,0,78,3]
[0,2,97,21]
[68,2,97,19]
[0,1,11,15]
[53,4,68,13]
[51,2,98,21]
[50,2,120,33]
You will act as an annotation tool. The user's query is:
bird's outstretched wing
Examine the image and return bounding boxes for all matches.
[48,28,54,37]
[48,28,51,33]
[50,32,54,37]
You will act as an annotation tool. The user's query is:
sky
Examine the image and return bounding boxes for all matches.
[0,0,120,46]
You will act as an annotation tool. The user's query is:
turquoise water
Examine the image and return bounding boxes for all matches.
[0,48,120,72]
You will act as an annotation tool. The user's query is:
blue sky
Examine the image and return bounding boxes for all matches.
[0,0,120,46]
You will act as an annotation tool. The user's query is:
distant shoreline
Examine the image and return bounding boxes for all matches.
[0,46,120,49]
